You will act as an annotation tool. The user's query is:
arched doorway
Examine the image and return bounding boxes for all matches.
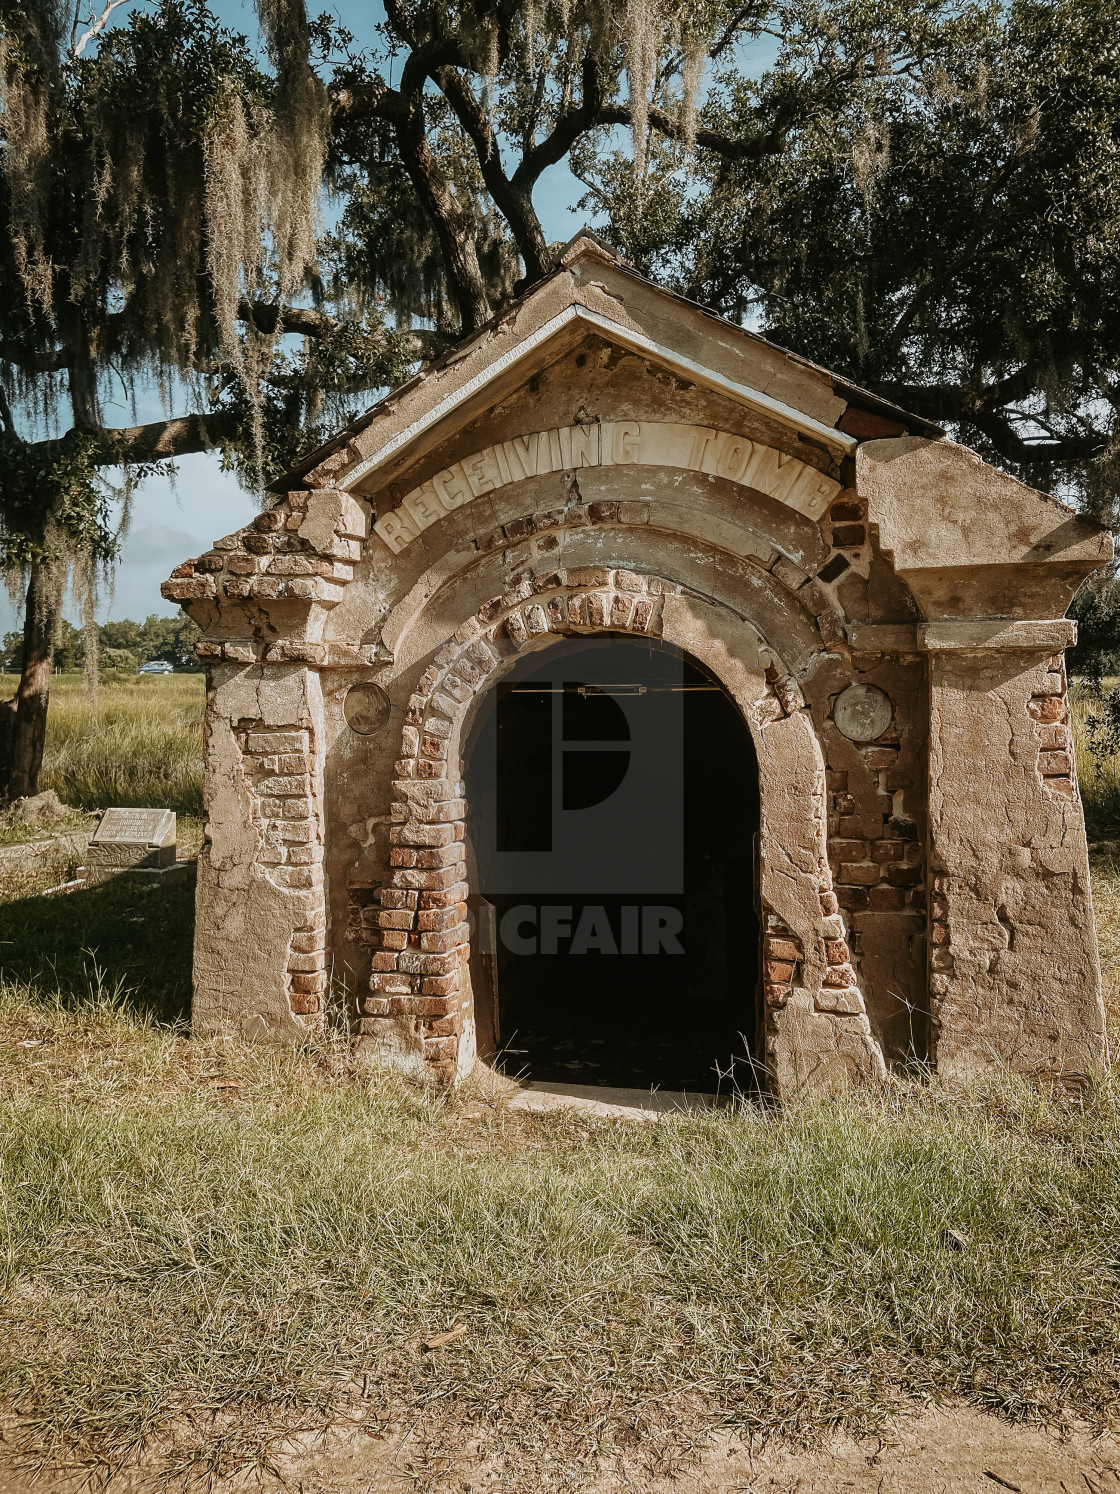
[464,634,761,1094]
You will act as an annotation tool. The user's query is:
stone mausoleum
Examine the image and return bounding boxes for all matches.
[165,233,1112,1098]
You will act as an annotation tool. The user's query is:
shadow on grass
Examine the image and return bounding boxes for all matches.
[0,867,195,1024]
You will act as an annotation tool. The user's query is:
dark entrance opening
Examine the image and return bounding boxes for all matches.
[464,634,761,1094]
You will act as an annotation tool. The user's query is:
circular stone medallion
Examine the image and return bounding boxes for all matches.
[833,683,893,742]
[344,682,392,736]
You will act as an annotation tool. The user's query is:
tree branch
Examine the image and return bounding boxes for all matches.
[0,379,16,437]
[596,101,789,159]
[329,75,407,125]
[237,300,349,338]
[71,0,134,58]
[0,342,67,374]
[434,66,553,282]
[4,306,444,386]
[878,381,1107,464]
[30,411,242,466]
[516,49,606,189]
[967,410,1105,466]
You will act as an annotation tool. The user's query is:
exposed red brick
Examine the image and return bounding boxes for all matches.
[289,993,322,1015]
[871,840,906,863]
[867,886,905,910]
[1039,750,1072,777]
[823,964,855,988]
[839,862,879,886]
[1043,776,1077,799]
[837,406,908,439]
[764,960,796,984]
[836,886,868,910]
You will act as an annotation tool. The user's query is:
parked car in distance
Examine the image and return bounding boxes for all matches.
[137,660,175,674]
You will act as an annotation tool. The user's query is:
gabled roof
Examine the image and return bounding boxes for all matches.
[270,231,942,495]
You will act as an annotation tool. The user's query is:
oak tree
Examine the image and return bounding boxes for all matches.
[2,0,1116,793]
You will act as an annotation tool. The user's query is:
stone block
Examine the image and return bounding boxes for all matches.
[1038,750,1072,777]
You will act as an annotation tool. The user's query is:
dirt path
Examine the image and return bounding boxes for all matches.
[4,1406,1115,1493]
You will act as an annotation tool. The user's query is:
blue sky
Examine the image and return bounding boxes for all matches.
[3,0,590,634]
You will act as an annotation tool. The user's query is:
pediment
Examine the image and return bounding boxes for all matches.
[168,232,1109,628]
[278,235,932,542]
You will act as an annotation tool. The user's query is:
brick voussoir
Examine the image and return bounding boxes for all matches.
[419,922,470,952]
[398,950,461,976]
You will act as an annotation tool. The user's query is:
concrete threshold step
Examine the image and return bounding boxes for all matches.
[508,1080,727,1121]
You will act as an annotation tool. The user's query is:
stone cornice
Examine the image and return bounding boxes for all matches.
[918,619,1077,652]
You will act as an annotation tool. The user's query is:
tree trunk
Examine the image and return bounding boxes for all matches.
[0,558,60,800]
[395,99,493,334]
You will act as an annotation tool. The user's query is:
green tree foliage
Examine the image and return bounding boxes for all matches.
[578,0,1120,521]
[2,613,202,673]
[1070,579,1120,682]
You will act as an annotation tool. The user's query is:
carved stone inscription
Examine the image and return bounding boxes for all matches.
[373,422,842,554]
[92,807,176,846]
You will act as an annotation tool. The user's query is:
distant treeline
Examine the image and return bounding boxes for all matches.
[1,615,203,674]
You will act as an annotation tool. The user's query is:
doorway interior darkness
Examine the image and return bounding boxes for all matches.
[464,634,762,1094]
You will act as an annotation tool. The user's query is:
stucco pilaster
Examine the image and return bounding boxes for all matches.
[925,630,1106,1081]
[193,661,329,1040]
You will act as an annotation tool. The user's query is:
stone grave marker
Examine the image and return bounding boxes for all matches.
[83,808,177,883]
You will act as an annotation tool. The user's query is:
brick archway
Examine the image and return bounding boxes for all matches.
[359,565,886,1092]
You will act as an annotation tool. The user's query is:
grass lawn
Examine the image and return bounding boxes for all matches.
[0,676,1118,1485]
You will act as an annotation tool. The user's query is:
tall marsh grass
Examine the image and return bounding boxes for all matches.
[0,672,204,817]
[1073,682,1120,831]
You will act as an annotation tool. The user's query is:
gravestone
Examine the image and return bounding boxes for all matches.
[83,808,177,884]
